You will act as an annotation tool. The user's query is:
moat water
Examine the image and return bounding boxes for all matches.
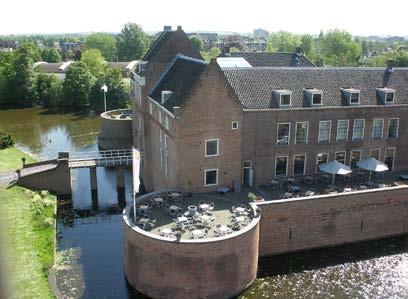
[1,107,407,298]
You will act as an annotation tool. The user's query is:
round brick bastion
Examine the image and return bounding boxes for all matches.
[98,109,133,150]
[122,193,261,299]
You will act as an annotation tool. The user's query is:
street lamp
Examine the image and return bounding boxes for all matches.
[101,84,108,112]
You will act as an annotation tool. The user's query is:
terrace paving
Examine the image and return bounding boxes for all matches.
[134,190,259,240]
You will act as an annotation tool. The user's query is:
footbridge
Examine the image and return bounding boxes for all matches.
[0,149,137,196]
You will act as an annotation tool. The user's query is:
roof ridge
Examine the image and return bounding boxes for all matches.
[222,66,408,71]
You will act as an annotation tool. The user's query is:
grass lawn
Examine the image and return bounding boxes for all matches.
[0,147,55,299]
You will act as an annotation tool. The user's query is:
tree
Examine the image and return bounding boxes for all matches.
[190,36,203,52]
[319,29,362,66]
[81,49,106,77]
[116,23,148,61]
[300,34,313,56]
[62,61,94,110]
[34,73,61,108]
[89,66,129,112]
[40,48,61,63]
[84,33,116,61]
[267,31,301,52]
[200,47,221,61]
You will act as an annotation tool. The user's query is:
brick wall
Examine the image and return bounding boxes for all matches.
[243,106,408,186]
[256,186,408,257]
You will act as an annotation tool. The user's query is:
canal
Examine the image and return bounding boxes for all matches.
[1,108,407,298]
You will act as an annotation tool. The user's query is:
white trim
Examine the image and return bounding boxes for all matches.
[232,121,239,130]
[388,118,399,138]
[385,91,395,103]
[242,103,408,112]
[243,160,252,168]
[384,147,396,171]
[279,93,292,107]
[205,139,219,157]
[295,122,308,144]
[342,88,361,105]
[336,119,349,142]
[204,169,219,187]
[147,96,175,119]
[276,122,291,146]
[372,118,384,139]
[158,110,163,124]
[149,102,153,115]
[350,149,363,167]
[370,148,382,160]
[165,115,170,130]
[352,119,365,141]
[316,152,329,173]
[275,155,289,176]
[318,120,332,143]
[293,154,306,175]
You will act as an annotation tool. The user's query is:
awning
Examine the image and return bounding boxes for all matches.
[356,157,388,172]
[319,160,352,175]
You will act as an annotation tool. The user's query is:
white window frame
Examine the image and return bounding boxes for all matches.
[336,119,349,142]
[385,91,395,103]
[318,120,332,143]
[164,134,169,176]
[149,102,153,115]
[204,169,219,187]
[334,151,347,164]
[311,91,323,106]
[372,118,384,139]
[232,121,239,130]
[384,147,396,171]
[159,110,163,124]
[316,153,329,173]
[279,93,292,107]
[349,92,360,105]
[350,149,363,168]
[370,148,381,160]
[275,155,289,176]
[276,122,291,146]
[352,119,365,141]
[295,122,308,144]
[293,154,306,175]
[165,115,170,130]
[205,139,219,157]
[388,118,399,138]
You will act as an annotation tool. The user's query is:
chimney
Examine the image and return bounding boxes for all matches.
[161,91,173,104]
[163,25,172,31]
[177,25,182,31]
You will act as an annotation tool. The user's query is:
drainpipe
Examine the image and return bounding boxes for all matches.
[173,107,182,189]
[254,111,259,186]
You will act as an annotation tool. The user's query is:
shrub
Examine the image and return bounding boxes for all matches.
[0,131,15,149]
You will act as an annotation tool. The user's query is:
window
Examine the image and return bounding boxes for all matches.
[372,118,384,139]
[350,93,360,105]
[352,119,365,141]
[370,149,381,160]
[159,110,163,124]
[159,130,164,168]
[280,94,291,107]
[275,156,288,176]
[384,148,395,171]
[350,150,362,168]
[316,153,329,172]
[336,120,349,142]
[318,120,331,143]
[205,139,219,157]
[149,102,153,115]
[295,122,308,144]
[386,92,395,103]
[204,169,218,186]
[312,93,322,105]
[243,160,252,168]
[293,155,306,175]
[277,123,290,145]
[139,117,142,130]
[388,118,399,138]
[232,121,239,130]
[335,152,346,164]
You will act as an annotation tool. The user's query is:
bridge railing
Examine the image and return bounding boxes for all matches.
[69,149,132,159]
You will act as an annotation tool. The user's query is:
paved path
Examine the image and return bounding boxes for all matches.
[0,164,57,187]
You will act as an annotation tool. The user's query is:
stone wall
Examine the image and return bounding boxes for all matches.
[98,110,132,150]
[256,186,408,257]
[123,204,260,299]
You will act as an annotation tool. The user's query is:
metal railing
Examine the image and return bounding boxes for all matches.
[68,149,133,168]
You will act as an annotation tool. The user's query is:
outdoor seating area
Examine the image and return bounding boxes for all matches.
[263,170,407,200]
[133,191,254,240]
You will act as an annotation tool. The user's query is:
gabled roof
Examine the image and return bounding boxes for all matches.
[149,54,207,113]
[141,30,175,62]
[222,67,408,109]
[222,52,316,67]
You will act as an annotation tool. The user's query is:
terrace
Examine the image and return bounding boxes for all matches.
[132,190,259,240]
[259,171,408,201]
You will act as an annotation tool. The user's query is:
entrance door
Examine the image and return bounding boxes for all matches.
[243,160,253,187]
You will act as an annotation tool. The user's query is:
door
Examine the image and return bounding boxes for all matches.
[243,160,253,187]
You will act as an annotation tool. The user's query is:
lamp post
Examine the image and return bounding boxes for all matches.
[101,84,108,112]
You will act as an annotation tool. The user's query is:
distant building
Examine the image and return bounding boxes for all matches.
[60,42,81,52]
[253,28,269,39]
[0,40,16,52]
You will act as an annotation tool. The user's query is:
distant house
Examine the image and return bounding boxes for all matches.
[0,40,16,52]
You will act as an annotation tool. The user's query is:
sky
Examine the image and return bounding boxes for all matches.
[1,0,407,36]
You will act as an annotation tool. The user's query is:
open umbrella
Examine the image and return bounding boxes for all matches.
[356,157,388,182]
[318,160,352,186]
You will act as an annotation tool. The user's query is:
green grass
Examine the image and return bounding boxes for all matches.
[0,147,55,299]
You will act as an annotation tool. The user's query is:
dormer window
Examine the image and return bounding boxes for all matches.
[376,87,395,104]
[342,88,360,105]
[273,90,292,107]
[304,89,323,106]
